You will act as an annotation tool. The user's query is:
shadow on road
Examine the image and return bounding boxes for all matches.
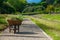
[15,32,37,34]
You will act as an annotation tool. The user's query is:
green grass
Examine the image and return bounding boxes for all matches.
[0,19,7,24]
[0,15,7,24]
[30,17,60,40]
[37,14,60,22]
[0,15,8,31]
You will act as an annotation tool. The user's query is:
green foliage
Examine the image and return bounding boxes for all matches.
[17,15,24,21]
[0,16,7,24]
[10,15,24,21]
[45,5,54,14]
[0,3,15,14]
[40,0,60,14]
[40,14,60,21]
[0,0,60,14]
[8,0,27,12]
[46,0,55,5]
[0,0,15,14]
[0,0,7,3]
[0,19,7,24]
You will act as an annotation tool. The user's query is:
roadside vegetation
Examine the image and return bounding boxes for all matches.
[0,14,23,32]
[0,15,7,32]
[34,14,60,22]
[0,0,60,14]
[30,14,60,40]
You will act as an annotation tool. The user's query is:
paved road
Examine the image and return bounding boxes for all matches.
[0,18,52,40]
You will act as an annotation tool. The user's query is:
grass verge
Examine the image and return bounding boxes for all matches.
[30,17,60,40]
[0,15,7,32]
[36,14,60,22]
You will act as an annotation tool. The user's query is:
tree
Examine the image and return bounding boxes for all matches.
[45,5,54,14]
[0,0,8,3]
[8,0,27,12]
[46,0,54,5]
[0,0,15,14]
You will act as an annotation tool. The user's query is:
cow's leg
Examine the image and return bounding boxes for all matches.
[9,25,11,32]
[18,25,19,32]
[14,25,16,33]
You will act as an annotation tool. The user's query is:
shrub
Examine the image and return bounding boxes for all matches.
[16,15,24,21]
[0,16,7,24]
[0,19,7,24]
[10,15,24,21]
